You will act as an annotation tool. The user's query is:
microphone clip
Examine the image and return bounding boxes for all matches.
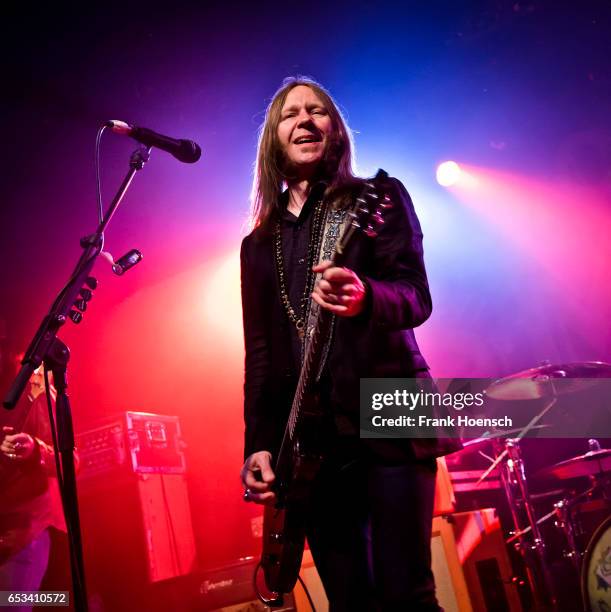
[101,249,143,276]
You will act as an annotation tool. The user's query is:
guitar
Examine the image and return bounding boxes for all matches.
[256,169,392,604]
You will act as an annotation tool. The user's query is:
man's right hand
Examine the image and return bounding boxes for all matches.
[240,451,276,505]
[1,426,36,462]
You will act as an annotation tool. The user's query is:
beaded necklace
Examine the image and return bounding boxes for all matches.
[274,198,326,340]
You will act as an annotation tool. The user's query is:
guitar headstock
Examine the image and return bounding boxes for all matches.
[336,169,393,255]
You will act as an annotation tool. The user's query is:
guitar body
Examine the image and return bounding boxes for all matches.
[262,400,325,593]
[262,503,306,593]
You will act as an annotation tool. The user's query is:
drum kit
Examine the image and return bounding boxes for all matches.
[463,361,611,611]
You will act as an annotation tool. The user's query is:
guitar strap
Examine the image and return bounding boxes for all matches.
[303,204,349,381]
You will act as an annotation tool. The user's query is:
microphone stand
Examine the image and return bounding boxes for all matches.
[3,145,152,612]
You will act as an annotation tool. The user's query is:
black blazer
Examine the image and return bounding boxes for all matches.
[241,177,461,461]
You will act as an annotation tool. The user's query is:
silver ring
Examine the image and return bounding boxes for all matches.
[243,488,251,501]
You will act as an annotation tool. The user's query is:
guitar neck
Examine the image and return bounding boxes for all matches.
[275,170,388,470]
[285,248,345,440]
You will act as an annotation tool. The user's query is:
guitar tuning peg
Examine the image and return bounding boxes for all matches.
[85,276,98,290]
[379,195,393,208]
[364,224,377,238]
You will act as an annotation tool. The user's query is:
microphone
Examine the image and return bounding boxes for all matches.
[106,120,201,164]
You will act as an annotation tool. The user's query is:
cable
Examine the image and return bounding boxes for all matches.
[95,124,106,225]
[253,562,284,607]
[297,574,317,612]
[42,124,108,316]
[159,472,181,576]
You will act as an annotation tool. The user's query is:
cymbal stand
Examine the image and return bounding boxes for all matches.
[553,493,586,574]
[496,437,555,608]
[493,391,561,609]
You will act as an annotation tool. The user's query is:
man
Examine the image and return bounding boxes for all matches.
[240,77,460,611]
[0,364,68,609]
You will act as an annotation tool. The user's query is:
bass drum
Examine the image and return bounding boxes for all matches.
[582,515,611,612]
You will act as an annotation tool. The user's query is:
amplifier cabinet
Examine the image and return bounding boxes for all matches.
[434,456,456,516]
[431,516,474,612]
[81,472,196,611]
[434,509,522,612]
[77,411,186,480]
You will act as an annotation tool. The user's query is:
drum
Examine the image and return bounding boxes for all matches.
[582,515,611,611]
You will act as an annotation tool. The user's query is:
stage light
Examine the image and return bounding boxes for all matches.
[436,161,461,187]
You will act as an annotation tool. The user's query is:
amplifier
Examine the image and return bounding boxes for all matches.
[433,510,522,612]
[81,471,197,609]
[76,411,186,480]
[434,456,457,516]
[450,469,502,493]
[152,557,297,611]
[445,448,502,510]
[197,557,296,611]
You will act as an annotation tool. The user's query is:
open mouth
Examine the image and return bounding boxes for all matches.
[293,135,321,145]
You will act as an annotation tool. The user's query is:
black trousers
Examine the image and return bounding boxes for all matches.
[305,440,441,612]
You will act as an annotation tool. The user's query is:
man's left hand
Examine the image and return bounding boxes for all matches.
[312,260,367,317]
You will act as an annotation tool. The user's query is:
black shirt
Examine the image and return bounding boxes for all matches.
[279,183,326,370]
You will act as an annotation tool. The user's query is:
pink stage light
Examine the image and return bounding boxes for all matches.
[436,161,461,187]
[444,163,611,335]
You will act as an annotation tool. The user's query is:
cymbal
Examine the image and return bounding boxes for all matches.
[460,424,550,451]
[536,449,611,480]
[485,361,611,401]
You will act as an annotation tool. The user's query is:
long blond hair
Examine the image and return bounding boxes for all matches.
[249,77,356,231]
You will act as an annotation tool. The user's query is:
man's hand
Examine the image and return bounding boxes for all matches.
[312,260,367,317]
[1,426,35,461]
[240,450,276,505]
